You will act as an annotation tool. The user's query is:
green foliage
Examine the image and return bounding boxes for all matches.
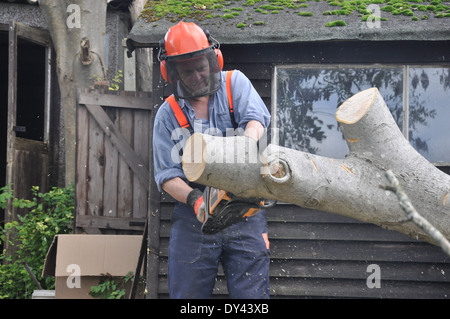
[138,0,450,29]
[325,19,347,26]
[259,4,285,10]
[323,9,352,15]
[402,9,414,15]
[361,14,388,21]
[435,12,450,17]
[89,271,134,299]
[93,69,123,91]
[0,184,74,299]
[140,0,226,22]
[222,13,236,19]
[0,186,13,209]
[109,69,123,91]
[380,5,395,11]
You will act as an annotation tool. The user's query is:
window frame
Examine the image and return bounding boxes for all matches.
[271,63,450,166]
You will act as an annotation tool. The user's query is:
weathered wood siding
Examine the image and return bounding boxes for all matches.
[75,90,152,234]
[11,137,49,206]
[149,40,450,298]
[157,201,450,298]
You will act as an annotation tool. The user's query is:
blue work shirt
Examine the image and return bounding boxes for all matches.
[153,70,271,192]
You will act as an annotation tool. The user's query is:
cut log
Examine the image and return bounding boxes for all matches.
[182,88,450,245]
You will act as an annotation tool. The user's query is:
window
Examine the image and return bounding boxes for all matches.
[273,65,450,164]
[408,67,450,164]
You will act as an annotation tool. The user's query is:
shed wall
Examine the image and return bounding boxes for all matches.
[151,40,450,298]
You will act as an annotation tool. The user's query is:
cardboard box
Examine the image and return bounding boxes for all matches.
[42,234,142,299]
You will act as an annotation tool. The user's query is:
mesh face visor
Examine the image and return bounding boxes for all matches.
[165,47,222,99]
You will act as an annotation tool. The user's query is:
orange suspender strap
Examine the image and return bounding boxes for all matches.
[166,95,191,129]
[226,70,238,129]
[226,70,234,115]
[166,70,235,130]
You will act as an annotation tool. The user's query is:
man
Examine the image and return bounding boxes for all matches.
[153,22,271,299]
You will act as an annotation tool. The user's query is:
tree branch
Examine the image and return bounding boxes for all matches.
[183,88,450,245]
[382,170,450,257]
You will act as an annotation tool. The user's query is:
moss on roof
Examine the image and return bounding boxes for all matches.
[129,0,450,44]
[140,0,450,28]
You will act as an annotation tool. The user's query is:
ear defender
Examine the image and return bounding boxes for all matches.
[215,48,224,70]
[204,29,223,71]
[160,60,169,83]
[158,39,171,83]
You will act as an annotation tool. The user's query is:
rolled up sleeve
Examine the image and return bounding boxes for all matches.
[153,107,189,192]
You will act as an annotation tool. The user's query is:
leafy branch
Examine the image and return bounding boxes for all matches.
[0,184,74,299]
[89,271,134,299]
[92,69,123,91]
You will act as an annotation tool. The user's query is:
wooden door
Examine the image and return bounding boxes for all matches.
[75,90,152,234]
[5,22,52,225]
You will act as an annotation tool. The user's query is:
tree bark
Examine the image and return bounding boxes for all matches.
[130,0,153,92]
[182,87,450,245]
[383,170,450,256]
[39,0,108,185]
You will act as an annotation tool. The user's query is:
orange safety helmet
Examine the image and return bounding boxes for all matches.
[158,22,224,98]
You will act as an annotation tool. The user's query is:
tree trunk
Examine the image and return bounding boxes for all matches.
[130,0,153,92]
[39,0,108,185]
[182,87,450,245]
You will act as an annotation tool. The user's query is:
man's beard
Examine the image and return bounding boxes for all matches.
[176,72,221,99]
[180,77,211,97]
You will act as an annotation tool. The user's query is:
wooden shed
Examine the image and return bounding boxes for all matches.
[130,0,450,298]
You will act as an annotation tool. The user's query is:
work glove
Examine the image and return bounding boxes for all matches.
[186,188,207,223]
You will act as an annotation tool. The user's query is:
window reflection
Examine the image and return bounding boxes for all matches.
[275,66,403,159]
[409,67,450,164]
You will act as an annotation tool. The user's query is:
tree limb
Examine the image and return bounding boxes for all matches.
[382,170,450,257]
[182,88,450,245]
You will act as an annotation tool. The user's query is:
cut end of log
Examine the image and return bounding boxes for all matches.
[262,158,292,184]
[182,133,206,182]
[336,87,378,124]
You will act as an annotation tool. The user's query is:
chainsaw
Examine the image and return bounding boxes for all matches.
[201,186,276,235]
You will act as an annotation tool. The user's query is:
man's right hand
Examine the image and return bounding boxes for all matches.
[186,188,207,223]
